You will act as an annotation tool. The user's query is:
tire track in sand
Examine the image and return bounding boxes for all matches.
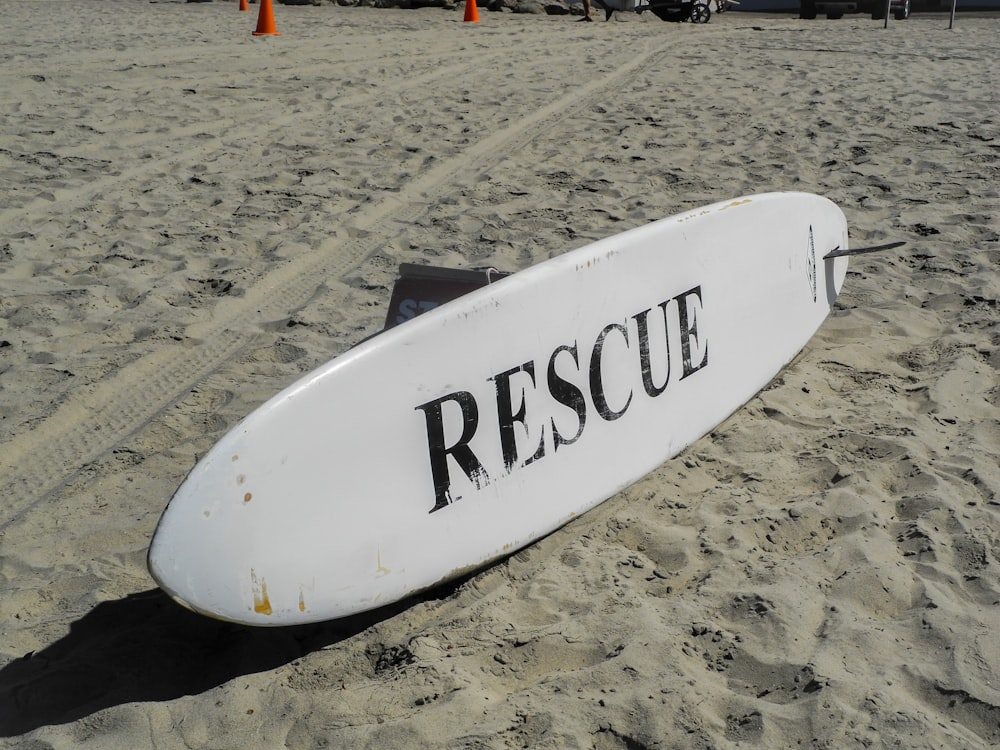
[0,37,666,533]
[0,39,572,228]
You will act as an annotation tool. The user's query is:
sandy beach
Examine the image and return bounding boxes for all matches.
[1,0,998,746]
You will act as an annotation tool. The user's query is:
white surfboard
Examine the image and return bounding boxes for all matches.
[148,192,850,626]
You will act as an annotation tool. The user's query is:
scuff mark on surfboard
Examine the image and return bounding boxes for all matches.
[376,549,391,577]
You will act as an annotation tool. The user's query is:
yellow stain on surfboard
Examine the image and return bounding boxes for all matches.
[720,199,752,210]
[251,569,272,615]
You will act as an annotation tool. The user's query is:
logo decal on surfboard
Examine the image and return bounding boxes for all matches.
[415,285,709,513]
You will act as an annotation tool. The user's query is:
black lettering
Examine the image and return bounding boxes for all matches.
[492,362,544,472]
[524,426,546,466]
[632,302,672,397]
[416,282,710,514]
[676,286,709,379]
[590,322,633,421]
[415,391,489,513]
[547,343,587,450]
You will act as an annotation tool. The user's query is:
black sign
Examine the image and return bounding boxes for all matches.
[384,264,508,330]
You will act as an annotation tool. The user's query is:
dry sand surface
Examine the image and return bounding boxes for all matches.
[1,0,999,747]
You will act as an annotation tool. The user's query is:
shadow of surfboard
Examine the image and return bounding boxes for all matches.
[1,266,517,737]
[0,266,524,737]
[0,588,419,737]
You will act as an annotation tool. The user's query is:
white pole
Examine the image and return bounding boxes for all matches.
[949,0,957,28]
[884,0,891,27]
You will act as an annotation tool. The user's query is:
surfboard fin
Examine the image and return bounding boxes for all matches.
[823,241,905,259]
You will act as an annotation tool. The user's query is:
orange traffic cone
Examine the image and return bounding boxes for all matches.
[239,0,248,11]
[252,0,280,36]
[463,0,479,22]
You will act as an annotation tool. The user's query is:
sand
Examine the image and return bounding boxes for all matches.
[1,0,998,747]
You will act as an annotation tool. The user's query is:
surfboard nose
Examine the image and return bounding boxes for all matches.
[147,436,355,626]
[148,513,231,622]
[147,454,263,624]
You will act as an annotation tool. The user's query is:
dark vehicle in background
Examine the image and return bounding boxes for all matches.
[799,0,911,17]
